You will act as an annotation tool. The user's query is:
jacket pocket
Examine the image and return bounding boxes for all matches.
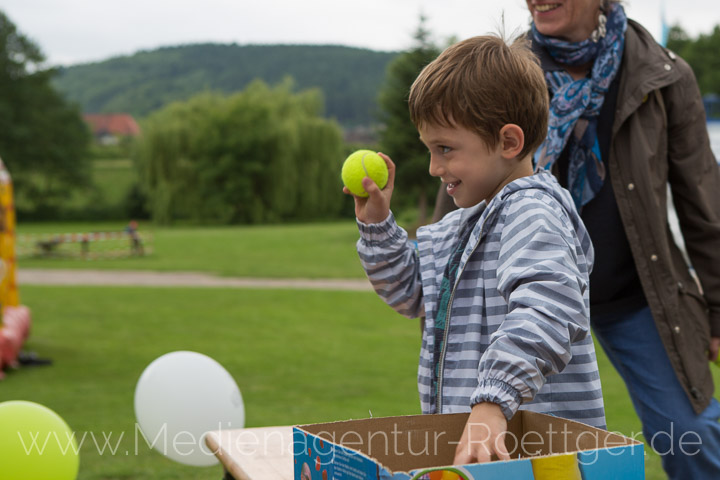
[677,279,711,349]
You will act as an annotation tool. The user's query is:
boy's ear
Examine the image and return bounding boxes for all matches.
[499,124,525,159]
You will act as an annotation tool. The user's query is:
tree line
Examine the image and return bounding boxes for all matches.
[1,7,719,225]
[0,11,90,219]
[53,43,397,128]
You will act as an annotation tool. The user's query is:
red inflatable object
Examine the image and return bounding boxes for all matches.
[0,304,32,376]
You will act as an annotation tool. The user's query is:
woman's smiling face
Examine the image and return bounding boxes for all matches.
[526,0,604,42]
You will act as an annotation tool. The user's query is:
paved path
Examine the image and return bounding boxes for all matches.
[17,269,373,291]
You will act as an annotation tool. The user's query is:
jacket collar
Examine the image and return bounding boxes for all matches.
[530,20,680,131]
[614,19,680,130]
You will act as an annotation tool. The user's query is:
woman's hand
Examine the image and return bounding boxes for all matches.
[453,402,511,464]
[343,152,395,224]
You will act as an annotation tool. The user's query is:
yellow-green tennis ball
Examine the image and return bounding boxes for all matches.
[341,150,388,197]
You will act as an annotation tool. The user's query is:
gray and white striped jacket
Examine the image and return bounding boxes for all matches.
[357,171,606,428]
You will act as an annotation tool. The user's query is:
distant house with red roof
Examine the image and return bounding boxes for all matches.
[83,113,141,145]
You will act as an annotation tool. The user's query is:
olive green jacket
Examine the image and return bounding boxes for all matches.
[432,20,720,413]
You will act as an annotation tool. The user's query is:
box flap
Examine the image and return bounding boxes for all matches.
[297,411,641,474]
[299,413,469,472]
[514,411,640,458]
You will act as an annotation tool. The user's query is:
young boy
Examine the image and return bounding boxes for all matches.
[345,36,605,463]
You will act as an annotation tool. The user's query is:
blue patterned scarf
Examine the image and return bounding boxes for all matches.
[533,3,627,210]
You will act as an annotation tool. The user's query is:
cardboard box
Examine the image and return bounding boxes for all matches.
[293,411,643,480]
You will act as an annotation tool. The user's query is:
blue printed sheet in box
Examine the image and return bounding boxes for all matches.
[293,410,643,480]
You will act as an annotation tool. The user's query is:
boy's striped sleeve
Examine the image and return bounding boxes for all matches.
[356,212,425,319]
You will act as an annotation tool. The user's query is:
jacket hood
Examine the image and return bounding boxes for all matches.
[431,170,594,271]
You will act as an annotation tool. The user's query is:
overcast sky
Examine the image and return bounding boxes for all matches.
[2,0,718,67]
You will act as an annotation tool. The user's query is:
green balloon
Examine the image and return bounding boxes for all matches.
[0,401,79,480]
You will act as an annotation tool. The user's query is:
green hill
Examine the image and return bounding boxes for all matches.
[53,43,398,127]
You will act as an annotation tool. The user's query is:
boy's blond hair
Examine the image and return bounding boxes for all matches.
[409,35,548,160]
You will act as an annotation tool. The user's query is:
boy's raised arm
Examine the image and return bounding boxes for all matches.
[356,212,425,319]
[349,153,425,319]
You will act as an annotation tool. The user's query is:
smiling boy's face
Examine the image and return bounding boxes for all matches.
[419,122,521,208]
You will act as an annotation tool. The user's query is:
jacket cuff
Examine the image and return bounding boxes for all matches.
[470,379,523,421]
[357,212,400,244]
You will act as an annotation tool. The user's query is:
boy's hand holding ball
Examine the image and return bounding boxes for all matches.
[342,150,389,197]
[342,150,394,224]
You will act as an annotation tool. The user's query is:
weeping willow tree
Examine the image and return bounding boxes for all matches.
[135,79,344,224]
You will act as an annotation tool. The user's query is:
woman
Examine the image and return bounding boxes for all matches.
[433,1,720,477]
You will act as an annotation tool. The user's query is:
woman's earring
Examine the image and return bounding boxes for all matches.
[590,11,608,42]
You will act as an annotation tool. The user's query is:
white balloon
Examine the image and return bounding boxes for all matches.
[134,351,245,466]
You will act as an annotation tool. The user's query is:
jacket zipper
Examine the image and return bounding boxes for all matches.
[436,214,491,412]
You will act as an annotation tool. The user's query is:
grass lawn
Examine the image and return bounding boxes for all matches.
[2,285,718,479]
[16,222,367,279]
[8,220,720,478]
[1,286,420,479]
